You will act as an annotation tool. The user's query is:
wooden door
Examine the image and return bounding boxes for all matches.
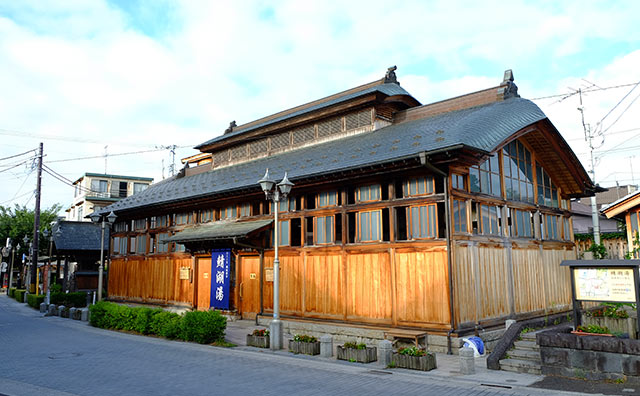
[239,256,260,319]
[196,257,212,311]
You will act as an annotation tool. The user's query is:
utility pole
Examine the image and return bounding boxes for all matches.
[578,90,601,245]
[104,145,108,174]
[31,142,43,293]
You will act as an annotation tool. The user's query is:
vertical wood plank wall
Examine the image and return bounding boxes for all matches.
[109,257,193,305]
[453,242,575,326]
[260,247,451,329]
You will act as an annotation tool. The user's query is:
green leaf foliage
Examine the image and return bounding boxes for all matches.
[26,293,45,309]
[89,302,227,344]
[342,341,367,349]
[293,334,317,343]
[50,292,87,308]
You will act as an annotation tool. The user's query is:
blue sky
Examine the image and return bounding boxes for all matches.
[0,0,638,212]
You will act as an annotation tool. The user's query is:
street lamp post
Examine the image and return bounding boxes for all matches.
[89,211,117,302]
[22,236,29,293]
[42,227,55,305]
[258,169,293,350]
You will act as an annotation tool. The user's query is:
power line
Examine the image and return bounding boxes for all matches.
[44,146,193,164]
[0,148,37,162]
[596,81,640,132]
[0,190,34,206]
[0,159,32,174]
[600,90,640,135]
[531,81,640,101]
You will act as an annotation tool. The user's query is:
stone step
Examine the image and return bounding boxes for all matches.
[520,331,537,341]
[508,348,541,362]
[513,340,539,351]
[499,358,542,375]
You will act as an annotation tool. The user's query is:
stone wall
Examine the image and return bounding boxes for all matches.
[537,327,640,382]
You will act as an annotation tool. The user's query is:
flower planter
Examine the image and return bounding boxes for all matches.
[391,352,437,371]
[336,346,377,363]
[570,331,614,337]
[582,315,637,339]
[246,335,270,348]
[289,340,320,355]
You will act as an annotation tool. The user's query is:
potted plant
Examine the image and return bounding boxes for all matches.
[336,341,377,363]
[391,346,437,371]
[571,324,614,337]
[246,328,270,348]
[289,334,320,355]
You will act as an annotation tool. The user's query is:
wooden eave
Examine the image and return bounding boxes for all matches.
[602,193,640,219]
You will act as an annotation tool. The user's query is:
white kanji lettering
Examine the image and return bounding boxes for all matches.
[215,271,224,284]
[215,286,224,301]
[216,255,225,268]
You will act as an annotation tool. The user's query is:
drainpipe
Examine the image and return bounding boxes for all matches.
[420,152,456,354]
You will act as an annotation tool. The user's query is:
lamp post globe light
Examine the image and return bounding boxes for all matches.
[258,169,293,350]
[90,211,117,302]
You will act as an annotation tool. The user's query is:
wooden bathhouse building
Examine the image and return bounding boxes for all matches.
[100,68,597,345]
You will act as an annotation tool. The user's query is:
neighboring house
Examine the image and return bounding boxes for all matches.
[98,69,597,342]
[579,184,638,209]
[571,201,620,234]
[602,190,640,257]
[65,173,153,221]
[51,220,110,292]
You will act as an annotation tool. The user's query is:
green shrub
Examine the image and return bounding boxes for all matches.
[14,289,26,302]
[50,284,62,293]
[50,292,87,308]
[151,311,182,339]
[26,294,45,309]
[293,334,317,343]
[179,310,227,344]
[8,288,16,298]
[342,341,366,349]
[89,303,226,344]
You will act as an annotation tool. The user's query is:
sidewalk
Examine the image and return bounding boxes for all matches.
[225,318,638,395]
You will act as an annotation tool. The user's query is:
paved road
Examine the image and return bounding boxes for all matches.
[0,296,584,396]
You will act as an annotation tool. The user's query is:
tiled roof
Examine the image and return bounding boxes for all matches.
[101,97,546,215]
[195,83,414,149]
[52,221,110,252]
[165,219,273,243]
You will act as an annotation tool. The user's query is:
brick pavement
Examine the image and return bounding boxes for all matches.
[0,295,587,396]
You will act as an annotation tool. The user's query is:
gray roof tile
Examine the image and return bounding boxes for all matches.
[52,221,110,251]
[103,98,545,214]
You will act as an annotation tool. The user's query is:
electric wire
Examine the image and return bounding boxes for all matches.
[531,82,640,101]
[42,164,96,194]
[0,148,37,162]
[45,146,192,164]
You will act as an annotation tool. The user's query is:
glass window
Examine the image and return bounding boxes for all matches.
[271,198,292,213]
[200,209,214,223]
[113,237,121,254]
[135,235,146,254]
[156,233,170,253]
[272,220,290,246]
[563,217,572,241]
[451,173,465,190]
[129,237,136,254]
[543,214,559,240]
[403,177,434,197]
[91,179,108,193]
[453,199,467,233]
[470,155,502,197]
[536,165,559,208]
[356,185,381,202]
[480,204,502,236]
[113,221,128,232]
[317,191,338,207]
[134,219,146,230]
[315,216,334,244]
[408,204,437,239]
[221,206,237,220]
[175,243,186,252]
[133,183,148,194]
[631,211,639,238]
[175,212,192,225]
[503,141,534,203]
[358,210,381,242]
[510,209,533,238]
[239,203,251,217]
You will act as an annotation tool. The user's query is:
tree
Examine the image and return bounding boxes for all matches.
[0,204,62,258]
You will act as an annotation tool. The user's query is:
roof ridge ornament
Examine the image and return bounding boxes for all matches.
[384,65,399,85]
[499,69,519,99]
[224,120,237,135]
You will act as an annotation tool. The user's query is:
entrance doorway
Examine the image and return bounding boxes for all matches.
[238,256,260,319]
[196,256,212,311]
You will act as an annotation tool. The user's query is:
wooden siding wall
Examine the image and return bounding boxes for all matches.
[575,238,628,259]
[259,247,451,329]
[453,242,575,326]
[109,257,193,305]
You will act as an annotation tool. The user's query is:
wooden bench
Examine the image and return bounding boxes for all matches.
[384,329,428,348]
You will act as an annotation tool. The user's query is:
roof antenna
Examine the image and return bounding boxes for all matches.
[384,66,398,85]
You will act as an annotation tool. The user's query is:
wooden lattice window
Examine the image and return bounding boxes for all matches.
[345,109,372,130]
[213,150,229,166]
[230,145,248,161]
[270,132,290,151]
[317,118,342,138]
[250,139,269,156]
[292,126,315,145]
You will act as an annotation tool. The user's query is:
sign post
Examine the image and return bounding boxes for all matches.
[562,260,640,338]
[211,249,231,310]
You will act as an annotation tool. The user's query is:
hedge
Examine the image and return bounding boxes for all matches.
[26,294,45,309]
[8,288,16,298]
[89,302,226,344]
[50,292,87,308]
[14,289,26,302]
